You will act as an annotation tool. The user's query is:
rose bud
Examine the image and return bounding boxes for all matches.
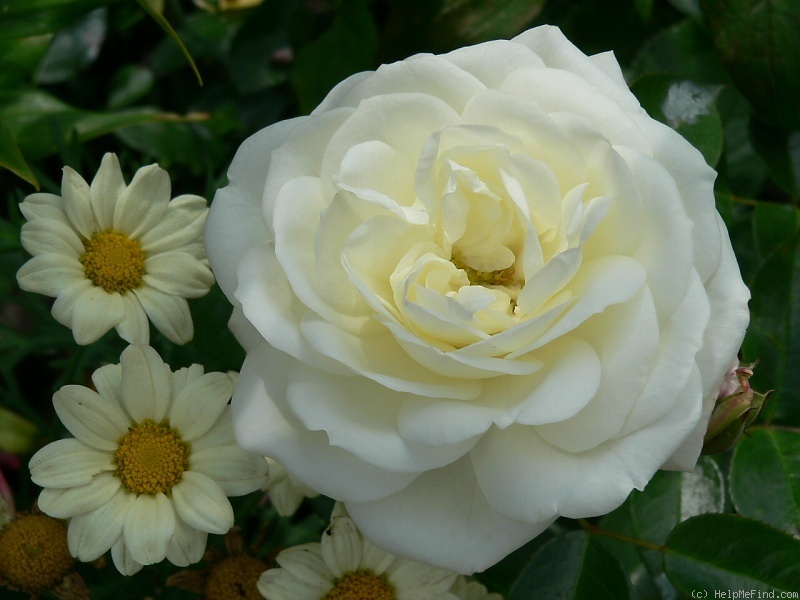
[702,361,770,455]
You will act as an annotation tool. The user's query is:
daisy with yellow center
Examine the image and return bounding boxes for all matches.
[258,505,459,600]
[0,511,89,600]
[28,345,270,575]
[17,153,215,345]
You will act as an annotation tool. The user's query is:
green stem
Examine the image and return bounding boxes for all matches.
[578,519,665,552]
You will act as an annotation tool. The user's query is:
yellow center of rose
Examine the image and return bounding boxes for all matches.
[115,420,189,495]
[80,230,146,293]
[0,514,73,593]
[323,570,396,600]
[205,555,268,600]
[451,254,516,287]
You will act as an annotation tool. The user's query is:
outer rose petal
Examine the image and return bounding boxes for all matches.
[205,117,306,303]
[347,457,549,575]
[233,343,420,501]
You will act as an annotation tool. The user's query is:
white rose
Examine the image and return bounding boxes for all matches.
[204,25,750,574]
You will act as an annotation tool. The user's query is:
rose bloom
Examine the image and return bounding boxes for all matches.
[205,25,750,573]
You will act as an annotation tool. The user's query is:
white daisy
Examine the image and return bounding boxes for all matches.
[17,153,214,345]
[28,345,269,575]
[263,458,318,517]
[450,576,503,600]
[258,504,458,600]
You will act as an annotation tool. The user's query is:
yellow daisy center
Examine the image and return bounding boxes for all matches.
[80,230,146,293]
[0,514,73,593]
[115,419,189,496]
[205,555,267,600]
[324,570,396,600]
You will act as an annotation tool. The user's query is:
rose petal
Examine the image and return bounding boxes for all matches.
[347,457,548,575]
[233,343,419,502]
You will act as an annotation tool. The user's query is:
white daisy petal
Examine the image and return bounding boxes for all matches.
[190,408,238,452]
[165,516,208,567]
[139,194,209,253]
[190,446,269,496]
[70,286,126,345]
[172,471,234,535]
[123,493,176,565]
[321,516,362,577]
[21,218,84,257]
[171,364,206,401]
[37,472,121,519]
[120,345,171,423]
[170,371,234,441]
[133,286,194,344]
[259,563,333,600]
[113,163,171,237]
[115,292,151,345]
[50,278,93,328]
[61,166,97,238]
[16,253,85,297]
[29,438,114,488]
[90,363,124,410]
[67,486,134,561]
[387,561,458,599]
[19,192,69,222]
[143,252,215,298]
[53,385,130,451]
[111,537,145,576]
[90,153,126,230]
[274,544,333,589]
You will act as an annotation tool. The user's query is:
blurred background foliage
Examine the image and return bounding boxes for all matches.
[1,0,800,598]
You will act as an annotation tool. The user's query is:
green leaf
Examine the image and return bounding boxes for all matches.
[381,0,547,60]
[596,503,663,600]
[34,7,107,84]
[742,203,800,423]
[631,73,724,166]
[291,0,377,114]
[0,115,39,189]
[664,514,800,594]
[630,457,725,546]
[0,35,52,86]
[135,0,202,86]
[509,531,631,600]
[631,19,728,83]
[0,0,120,39]
[719,90,767,198]
[700,0,800,131]
[0,90,205,161]
[108,65,156,109]
[667,0,701,18]
[629,457,724,598]
[730,428,800,536]
[750,120,800,197]
[634,0,655,21]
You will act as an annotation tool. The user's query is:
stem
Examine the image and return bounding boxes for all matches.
[578,519,665,552]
